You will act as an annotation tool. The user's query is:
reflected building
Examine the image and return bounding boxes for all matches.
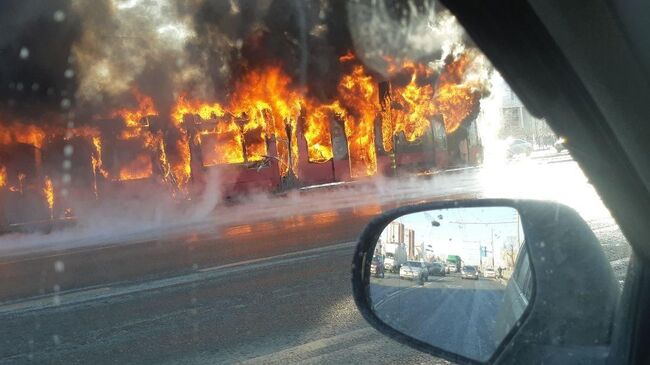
[406,228,415,259]
[384,221,405,244]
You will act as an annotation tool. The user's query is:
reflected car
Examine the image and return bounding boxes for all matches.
[428,262,446,276]
[461,266,479,280]
[370,257,385,278]
[483,268,496,278]
[399,261,428,282]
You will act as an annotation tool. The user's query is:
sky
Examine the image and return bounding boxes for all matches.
[395,206,523,266]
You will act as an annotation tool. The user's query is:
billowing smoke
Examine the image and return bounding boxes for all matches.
[1,0,473,117]
[346,0,464,78]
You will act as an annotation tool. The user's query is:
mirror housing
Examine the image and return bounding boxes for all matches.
[352,199,619,364]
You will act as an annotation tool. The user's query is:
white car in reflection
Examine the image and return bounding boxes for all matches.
[461,265,479,280]
[399,261,428,281]
[483,268,496,278]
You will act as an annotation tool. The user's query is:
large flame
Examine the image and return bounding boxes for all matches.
[198,116,245,166]
[0,48,486,214]
[381,60,436,152]
[434,52,480,134]
[110,89,160,182]
[229,66,302,173]
[302,100,334,163]
[336,64,379,177]
[0,123,48,149]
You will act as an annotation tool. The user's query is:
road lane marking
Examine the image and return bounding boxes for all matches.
[0,241,356,315]
[199,241,355,273]
[372,284,420,309]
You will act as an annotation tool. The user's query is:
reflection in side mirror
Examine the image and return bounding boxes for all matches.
[368,207,530,362]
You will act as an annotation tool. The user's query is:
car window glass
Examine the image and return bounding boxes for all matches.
[0,1,631,364]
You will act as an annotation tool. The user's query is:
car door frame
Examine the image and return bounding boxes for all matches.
[438,0,650,363]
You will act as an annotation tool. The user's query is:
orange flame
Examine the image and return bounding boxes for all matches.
[112,88,158,128]
[199,116,245,166]
[434,52,480,134]
[229,66,302,173]
[0,123,48,149]
[91,136,109,179]
[302,100,334,162]
[117,153,153,181]
[43,176,54,219]
[110,89,160,183]
[0,166,6,189]
[381,60,437,152]
[336,65,379,177]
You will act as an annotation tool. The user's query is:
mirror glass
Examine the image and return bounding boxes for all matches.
[369,207,530,362]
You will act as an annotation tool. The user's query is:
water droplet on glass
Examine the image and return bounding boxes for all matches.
[52,334,61,345]
[53,10,66,22]
[63,144,74,156]
[539,241,545,248]
[31,83,40,91]
[53,284,60,292]
[62,160,71,170]
[16,83,24,91]
[64,69,74,79]
[19,47,29,59]
[60,98,71,109]
[67,121,75,129]
[54,260,65,272]
[62,173,71,184]
[53,295,61,306]
[61,188,69,197]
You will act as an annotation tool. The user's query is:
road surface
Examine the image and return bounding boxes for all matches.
[0,155,632,364]
[370,274,506,361]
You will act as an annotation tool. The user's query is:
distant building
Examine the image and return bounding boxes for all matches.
[380,222,420,260]
[501,85,556,147]
[406,228,415,259]
[383,221,405,244]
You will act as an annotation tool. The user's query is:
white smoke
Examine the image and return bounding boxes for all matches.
[346,0,463,77]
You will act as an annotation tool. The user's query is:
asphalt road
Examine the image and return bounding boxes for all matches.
[0,154,633,364]
[370,274,506,361]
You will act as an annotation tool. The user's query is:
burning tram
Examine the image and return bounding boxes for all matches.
[0,50,485,232]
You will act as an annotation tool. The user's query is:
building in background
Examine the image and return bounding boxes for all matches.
[383,221,405,244]
[406,228,415,259]
[501,84,556,148]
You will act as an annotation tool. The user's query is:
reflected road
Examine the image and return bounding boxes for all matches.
[371,274,506,361]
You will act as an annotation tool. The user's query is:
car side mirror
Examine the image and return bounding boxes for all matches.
[351,199,619,364]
